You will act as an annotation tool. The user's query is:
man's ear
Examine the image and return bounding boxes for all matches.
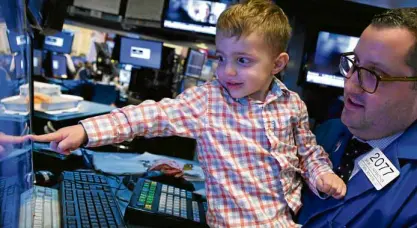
[272,52,289,75]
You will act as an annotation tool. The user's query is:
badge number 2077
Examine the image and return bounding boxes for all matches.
[369,152,395,176]
[359,148,400,190]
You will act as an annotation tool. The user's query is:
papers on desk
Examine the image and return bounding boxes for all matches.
[92,152,205,182]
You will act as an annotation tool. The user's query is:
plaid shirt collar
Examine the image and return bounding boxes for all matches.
[214,77,290,106]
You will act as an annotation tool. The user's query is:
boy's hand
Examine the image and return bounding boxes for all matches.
[316,173,347,199]
[0,132,30,157]
[29,124,87,155]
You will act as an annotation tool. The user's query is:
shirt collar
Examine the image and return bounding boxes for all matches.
[220,78,289,105]
[354,131,404,151]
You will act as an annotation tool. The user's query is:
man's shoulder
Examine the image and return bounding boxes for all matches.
[314,119,349,151]
[315,119,345,133]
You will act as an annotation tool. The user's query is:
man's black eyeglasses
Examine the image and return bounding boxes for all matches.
[339,52,417,93]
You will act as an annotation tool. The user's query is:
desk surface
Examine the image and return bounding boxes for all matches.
[82,149,205,215]
[35,100,115,121]
[32,147,205,227]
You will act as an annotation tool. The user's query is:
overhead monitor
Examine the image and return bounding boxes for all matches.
[184,49,206,77]
[306,31,359,88]
[43,30,74,54]
[73,0,121,15]
[6,30,26,53]
[52,54,67,77]
[119,37,163,69]
[163,0,234,35]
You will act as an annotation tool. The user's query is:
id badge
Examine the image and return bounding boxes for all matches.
[358,148,400,190]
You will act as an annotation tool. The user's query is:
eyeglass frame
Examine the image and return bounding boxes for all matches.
[339,51,417,94]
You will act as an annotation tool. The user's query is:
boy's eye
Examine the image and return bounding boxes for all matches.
[237,57,250,64]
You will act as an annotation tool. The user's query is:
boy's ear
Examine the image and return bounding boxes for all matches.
[272,52,289,75]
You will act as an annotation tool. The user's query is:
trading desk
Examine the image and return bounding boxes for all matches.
[34,100,115,122]
[79,149,204,207]
[33,146,205,227]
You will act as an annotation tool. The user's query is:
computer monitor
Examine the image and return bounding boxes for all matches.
[52,54,67,77]
[1,2,36,228]
[163,0,234,35]
[305,31,359,88]
[6,29,26,53]
[119,37,163,69]
[184,49,206,77]
[43,31,74,54]
[33,49,42,76]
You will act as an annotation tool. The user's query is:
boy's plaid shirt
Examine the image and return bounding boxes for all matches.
[81,79,332,227]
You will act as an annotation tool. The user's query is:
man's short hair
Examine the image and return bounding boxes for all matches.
[371,8,417,75]
[216,0,292,55]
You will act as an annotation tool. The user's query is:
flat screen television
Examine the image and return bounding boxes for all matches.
[119,37,163,69]
[184,48,206,77]
[305,31,359,88]
[162,0,235,35]
[43,30,74,54]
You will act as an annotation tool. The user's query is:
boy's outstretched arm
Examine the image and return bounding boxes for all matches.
[30,85,208,153]
[29,124,87,155]
[0,132,31,157]
[294,96,346,199]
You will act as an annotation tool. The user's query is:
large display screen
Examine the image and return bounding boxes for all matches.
[306,31,359,88]
[163,0,233,35]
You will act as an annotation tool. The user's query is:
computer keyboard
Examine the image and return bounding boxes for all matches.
[60,171,126,228]
[34,186,60,228]
[124,178,208,227]
[19,185,60,228]
[0,176,19,227]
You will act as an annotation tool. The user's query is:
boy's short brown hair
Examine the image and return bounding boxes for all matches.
[216,0,292,55]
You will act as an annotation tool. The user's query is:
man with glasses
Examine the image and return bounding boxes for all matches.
[298,8,417,227]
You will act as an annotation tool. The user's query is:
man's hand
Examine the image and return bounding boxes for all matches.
[316,173,347,199]
[29,124,88,155]
[0,132,30,156]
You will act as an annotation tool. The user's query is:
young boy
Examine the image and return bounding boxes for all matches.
[31,0,346,226]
